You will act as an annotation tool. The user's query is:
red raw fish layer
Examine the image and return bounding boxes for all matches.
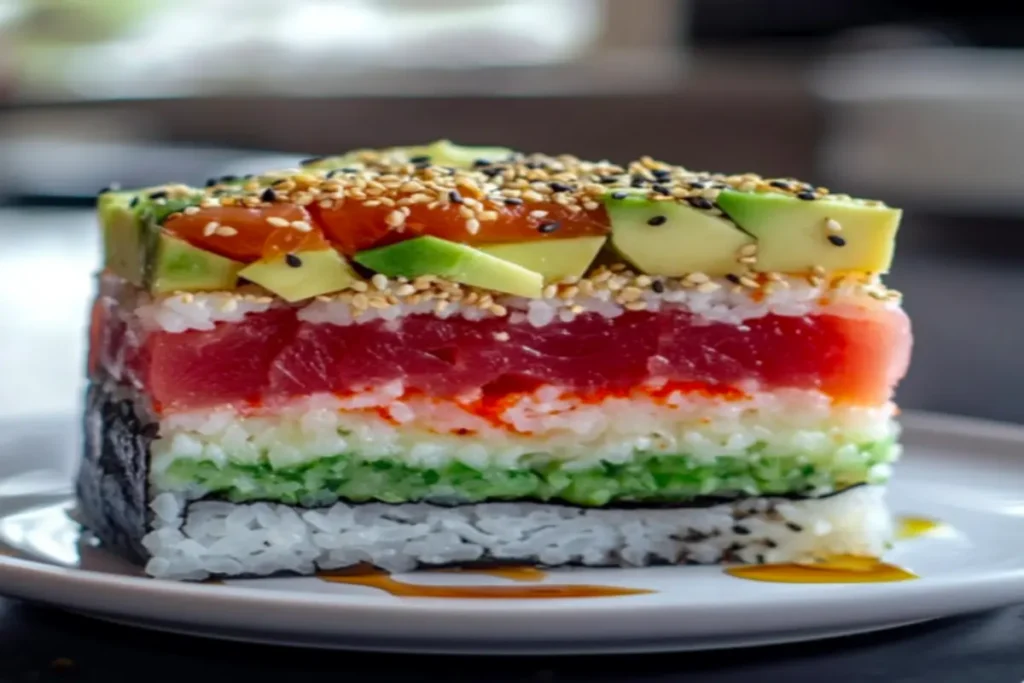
[91,296,912,414]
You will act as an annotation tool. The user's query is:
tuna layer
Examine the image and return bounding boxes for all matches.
[90,282,911,413]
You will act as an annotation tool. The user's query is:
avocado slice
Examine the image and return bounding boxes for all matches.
[477,236,607,282]
[303,139,515,172]
[239,249,359,302]
[716,190,901,274]
[605,193,753,277]
[98,191,146,287]
[354,236,544,298]
[148,234,244,295]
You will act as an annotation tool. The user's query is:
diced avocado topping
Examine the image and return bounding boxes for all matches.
[354,236,544,298]
[98,191,146,287]
[302,139,515,173]
[148,234,243,295]
[716,190,901,274]
[239,249,359,302]
[605,192,753,277]
[477,236,607,282]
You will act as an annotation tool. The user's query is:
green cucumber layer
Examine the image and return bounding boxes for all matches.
[157,439,897,507]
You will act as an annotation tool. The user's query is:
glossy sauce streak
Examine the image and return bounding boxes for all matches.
[725,554,918,584]
[895,516,944,540]
[429,566,547,582]
[318,570,651,599]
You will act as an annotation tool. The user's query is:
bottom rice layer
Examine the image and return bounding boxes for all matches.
[141,485,892,581]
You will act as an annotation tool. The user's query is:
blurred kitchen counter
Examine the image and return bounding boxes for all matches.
[0,207,1020,424]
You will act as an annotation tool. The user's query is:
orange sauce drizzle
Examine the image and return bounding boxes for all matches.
[429,565,547,582]
[725,554,918,584]
[317,566,650,599]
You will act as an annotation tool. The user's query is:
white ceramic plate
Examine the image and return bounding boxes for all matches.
[0,411,1021,655]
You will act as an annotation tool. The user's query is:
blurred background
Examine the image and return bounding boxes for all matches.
[0,0,1022,422]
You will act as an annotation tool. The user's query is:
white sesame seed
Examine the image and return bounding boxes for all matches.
[493,331,510,341]
[183,206,200,215]
[738,243,758,257]
[215,226,238,237]
[291,221,313,232]
[266,216,290,228]
[371,274,389,291]
[203,221,219,236]
[465,219,481,235]
[385,210,406,227]
[696,282,721,293]
[395,284,416,296]
[826,218,842,232]
[529,210,548,218]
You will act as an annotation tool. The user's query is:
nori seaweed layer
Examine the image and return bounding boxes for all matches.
[77,380,154,564]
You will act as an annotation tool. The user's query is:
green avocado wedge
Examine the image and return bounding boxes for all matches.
[239,249,360,302]
[716,190,902,274]
[354,236,544,298]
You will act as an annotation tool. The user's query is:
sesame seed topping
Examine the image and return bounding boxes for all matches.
[266,216,291,228]
[611,191,629,200]
[285,253,302,268]
[651,279,665,293]
[537,221,561,234]
[466,219,481,235]
[493,331,510,341]
[291,220,313,232]
[549,182,572,193]
[826,218,842,232]
[828,234,847,247]
[385,210,406,227]
[214,226,237,237]
[448,190,464,204]
[260,188,276,202]
[203,221,219,236]
[646,215,667,226]
[686,196,714,210]
[797,191,817,201]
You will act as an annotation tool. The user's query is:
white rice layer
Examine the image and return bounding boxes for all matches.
[142,485,893,581]
[152,386,898,474]
[123,272,900,333]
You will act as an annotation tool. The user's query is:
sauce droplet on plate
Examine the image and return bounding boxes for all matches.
[895,516,944,540]
[725,554,918,584]
[318,568,651,599]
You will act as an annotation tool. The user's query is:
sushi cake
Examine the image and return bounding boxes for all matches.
[80,140,912,581]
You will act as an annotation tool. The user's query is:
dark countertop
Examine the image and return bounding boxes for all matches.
[1,600,1023,683]
[1,207,1023,681]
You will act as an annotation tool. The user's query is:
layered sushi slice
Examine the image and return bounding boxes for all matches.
[80,140,912,580]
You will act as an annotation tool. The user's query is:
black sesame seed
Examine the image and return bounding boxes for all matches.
[651,280,665,294]
[341,167,359,173]
[148,190,168,200]
[756,554,767,565]
[414,161,432,170]
[687,196,714,210]
[797,191,817,201]
[408,155,431,164]
[219,175,238,183]
[473,159,492,168]
[687,180,708,189]
[769,180,791,189]
[611,191,630,200]
[549,182,572,193]
[630,175,648,188]
[129,196,140,208]
[726,274,741,285]
[598,175,622,184]
[299,156,326,166]
[828,234,847,247]
[260,188,277,203]
[325,169,340,178]
[786,522,804,532]
[651,184,671,196]
[503,197,523,206]
[652,169,672,180]
[285,253,302,268]
[448,190,464,204]
[537,221,561,234]
[205,178,219,187]
[524,161,543,170]
[646,215,668,226]
[732,524,751,535]
[764,538,778,549]
[482,166,503,177]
